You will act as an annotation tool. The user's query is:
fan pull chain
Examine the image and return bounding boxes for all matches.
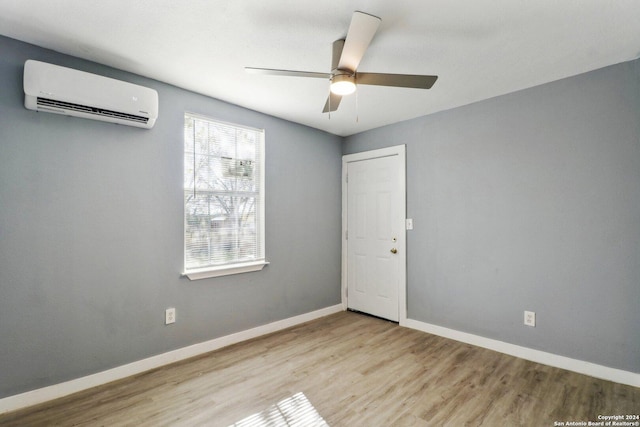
[355,87,359,123]
[327,82,332,120]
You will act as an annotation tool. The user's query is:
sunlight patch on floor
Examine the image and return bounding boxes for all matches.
[230,392,329,427]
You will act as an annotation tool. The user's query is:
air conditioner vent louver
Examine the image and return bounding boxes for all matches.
[37,98,149,124]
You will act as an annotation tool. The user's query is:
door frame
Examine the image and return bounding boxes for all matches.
[341,145,407,325]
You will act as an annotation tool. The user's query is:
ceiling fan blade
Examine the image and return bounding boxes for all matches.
[322,92,342,113]
[356,72,438,89]
[245,67,330,79]
[331,39,345,71]
[337,11,381,72]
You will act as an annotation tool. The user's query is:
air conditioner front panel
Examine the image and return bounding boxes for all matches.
[24,60,158,129]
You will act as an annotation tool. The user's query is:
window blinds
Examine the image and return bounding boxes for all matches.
[184,113,265,271]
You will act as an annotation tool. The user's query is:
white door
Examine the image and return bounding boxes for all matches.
[343,146,406,322]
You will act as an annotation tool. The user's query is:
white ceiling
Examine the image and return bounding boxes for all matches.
[1,1,639,136]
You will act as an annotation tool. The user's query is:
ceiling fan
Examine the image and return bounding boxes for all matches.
[245,11,438,113]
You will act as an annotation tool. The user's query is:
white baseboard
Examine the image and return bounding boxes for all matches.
[0,304,343,415]
[403,318,639,388]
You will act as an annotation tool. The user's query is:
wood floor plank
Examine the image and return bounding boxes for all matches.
[1,311,638,426]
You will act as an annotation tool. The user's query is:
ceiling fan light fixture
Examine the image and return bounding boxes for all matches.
[330,73,356,95]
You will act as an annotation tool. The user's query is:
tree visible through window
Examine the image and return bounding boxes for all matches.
[184,113,265,277]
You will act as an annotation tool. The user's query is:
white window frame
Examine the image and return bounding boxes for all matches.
[182,113,268,280]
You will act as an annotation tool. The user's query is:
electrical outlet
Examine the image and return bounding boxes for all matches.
[524,310,535,327]
[165,307,176,325]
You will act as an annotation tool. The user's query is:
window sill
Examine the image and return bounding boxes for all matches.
[183,260,269,280]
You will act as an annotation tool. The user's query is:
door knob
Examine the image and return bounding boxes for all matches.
[390,248,397,254]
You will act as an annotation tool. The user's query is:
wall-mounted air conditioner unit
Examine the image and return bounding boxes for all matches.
[23,60,158,129]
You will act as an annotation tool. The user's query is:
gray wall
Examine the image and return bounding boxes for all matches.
[344,58,640,373]
[0,36,343,398]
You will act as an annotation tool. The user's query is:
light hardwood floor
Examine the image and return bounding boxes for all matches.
[1,311,638,426]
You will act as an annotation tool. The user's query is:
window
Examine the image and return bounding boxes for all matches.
[183,113,267,280]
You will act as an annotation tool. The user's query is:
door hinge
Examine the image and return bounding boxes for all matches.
[345,230,348,240]
[345,174,348,183]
